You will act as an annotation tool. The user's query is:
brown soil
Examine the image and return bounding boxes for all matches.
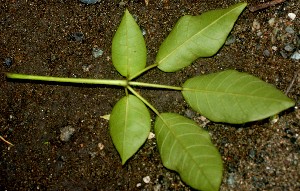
[1,0,299,190]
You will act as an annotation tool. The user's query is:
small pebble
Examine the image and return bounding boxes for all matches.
[225,34,236,45]
[270,115,279,124]
[68,32,84,42]
[82,64,93,72]
[284,44,294,52]
[148,132,155,139]
[249,149,256,159]
[227,173,235,186]
[185,109,196,118]
[263,49,270,57]
[268,18,275,27]
[119,1,126,6]
[136,183,142,187]
[280,51,288,59]
[199,116,207,122]
[256,44,261,50]
[271,46,277,51]
[285,27,294,34]
[291,51,300,60]
[141,28,147,36]
[154,184,162,191]
[60,126,75,142]
[79,0,100,4]
[92,46,103,58]
[256,31,262,37]
[288,13,296,20]
[89,152,97,158]
[236,128,243,133]
[143,176,151,183]
[98,143,105,150]
[4,57,13,67]
[252,20,260,30]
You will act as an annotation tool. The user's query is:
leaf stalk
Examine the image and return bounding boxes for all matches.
[128,63,158,80]
[129,81,182,90]
[6,73,128,87]
[127,86,161,116]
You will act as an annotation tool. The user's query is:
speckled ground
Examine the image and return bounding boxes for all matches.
[0,0,299,190]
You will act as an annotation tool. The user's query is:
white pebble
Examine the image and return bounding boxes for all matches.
[141,28,147,36]
[136,183,142,187]
[98,143,105,150]
[268,18,276,27]
[288,13,296,20]
[199,116,207,121]
[60,126,75,142]
[252,20,260,30]
[291,51,300,60]
[148,132,155,139]
[270,115,279,124]
[82,64,93,72]
[257,31,262,36]
[143,176,151,183]
[92,46,103,58]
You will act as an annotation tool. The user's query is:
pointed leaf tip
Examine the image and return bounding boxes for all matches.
[112,9,147,78]
[156,3,247,72]
[182,70,295,124]
[109,95,151,164]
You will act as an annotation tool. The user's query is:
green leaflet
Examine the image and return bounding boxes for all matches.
[109,95,151,164]
[155,113,223,191]
[182,70,295,124]
[112,9,147,78]
[156,3,247,72]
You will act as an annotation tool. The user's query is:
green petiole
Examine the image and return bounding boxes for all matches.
[6,73,183,91]
[6,73,128,87]
[128,81,182,90]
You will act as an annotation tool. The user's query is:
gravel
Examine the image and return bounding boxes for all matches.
[60,126,75,142]
[79,0,100,5]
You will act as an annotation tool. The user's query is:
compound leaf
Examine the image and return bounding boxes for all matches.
[155,113,223,191]
[109,95,151,164]
[156,3,247,72]
[112,9,147,78]
[182,70,295,124]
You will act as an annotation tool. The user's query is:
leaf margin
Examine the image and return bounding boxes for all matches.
[111,9,147,78]
[109,94,151,164]
[154,113,223,191]
[182,70,295,124]
[156,2,247,72]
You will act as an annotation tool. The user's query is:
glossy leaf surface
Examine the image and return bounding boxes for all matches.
[155,113,223,191]
[112,9,147,78]
[182,70,295,124]
[156,3,246,72]
[109,95,151,164]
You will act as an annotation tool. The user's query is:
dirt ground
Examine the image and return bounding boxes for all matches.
[0,0,299,190]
